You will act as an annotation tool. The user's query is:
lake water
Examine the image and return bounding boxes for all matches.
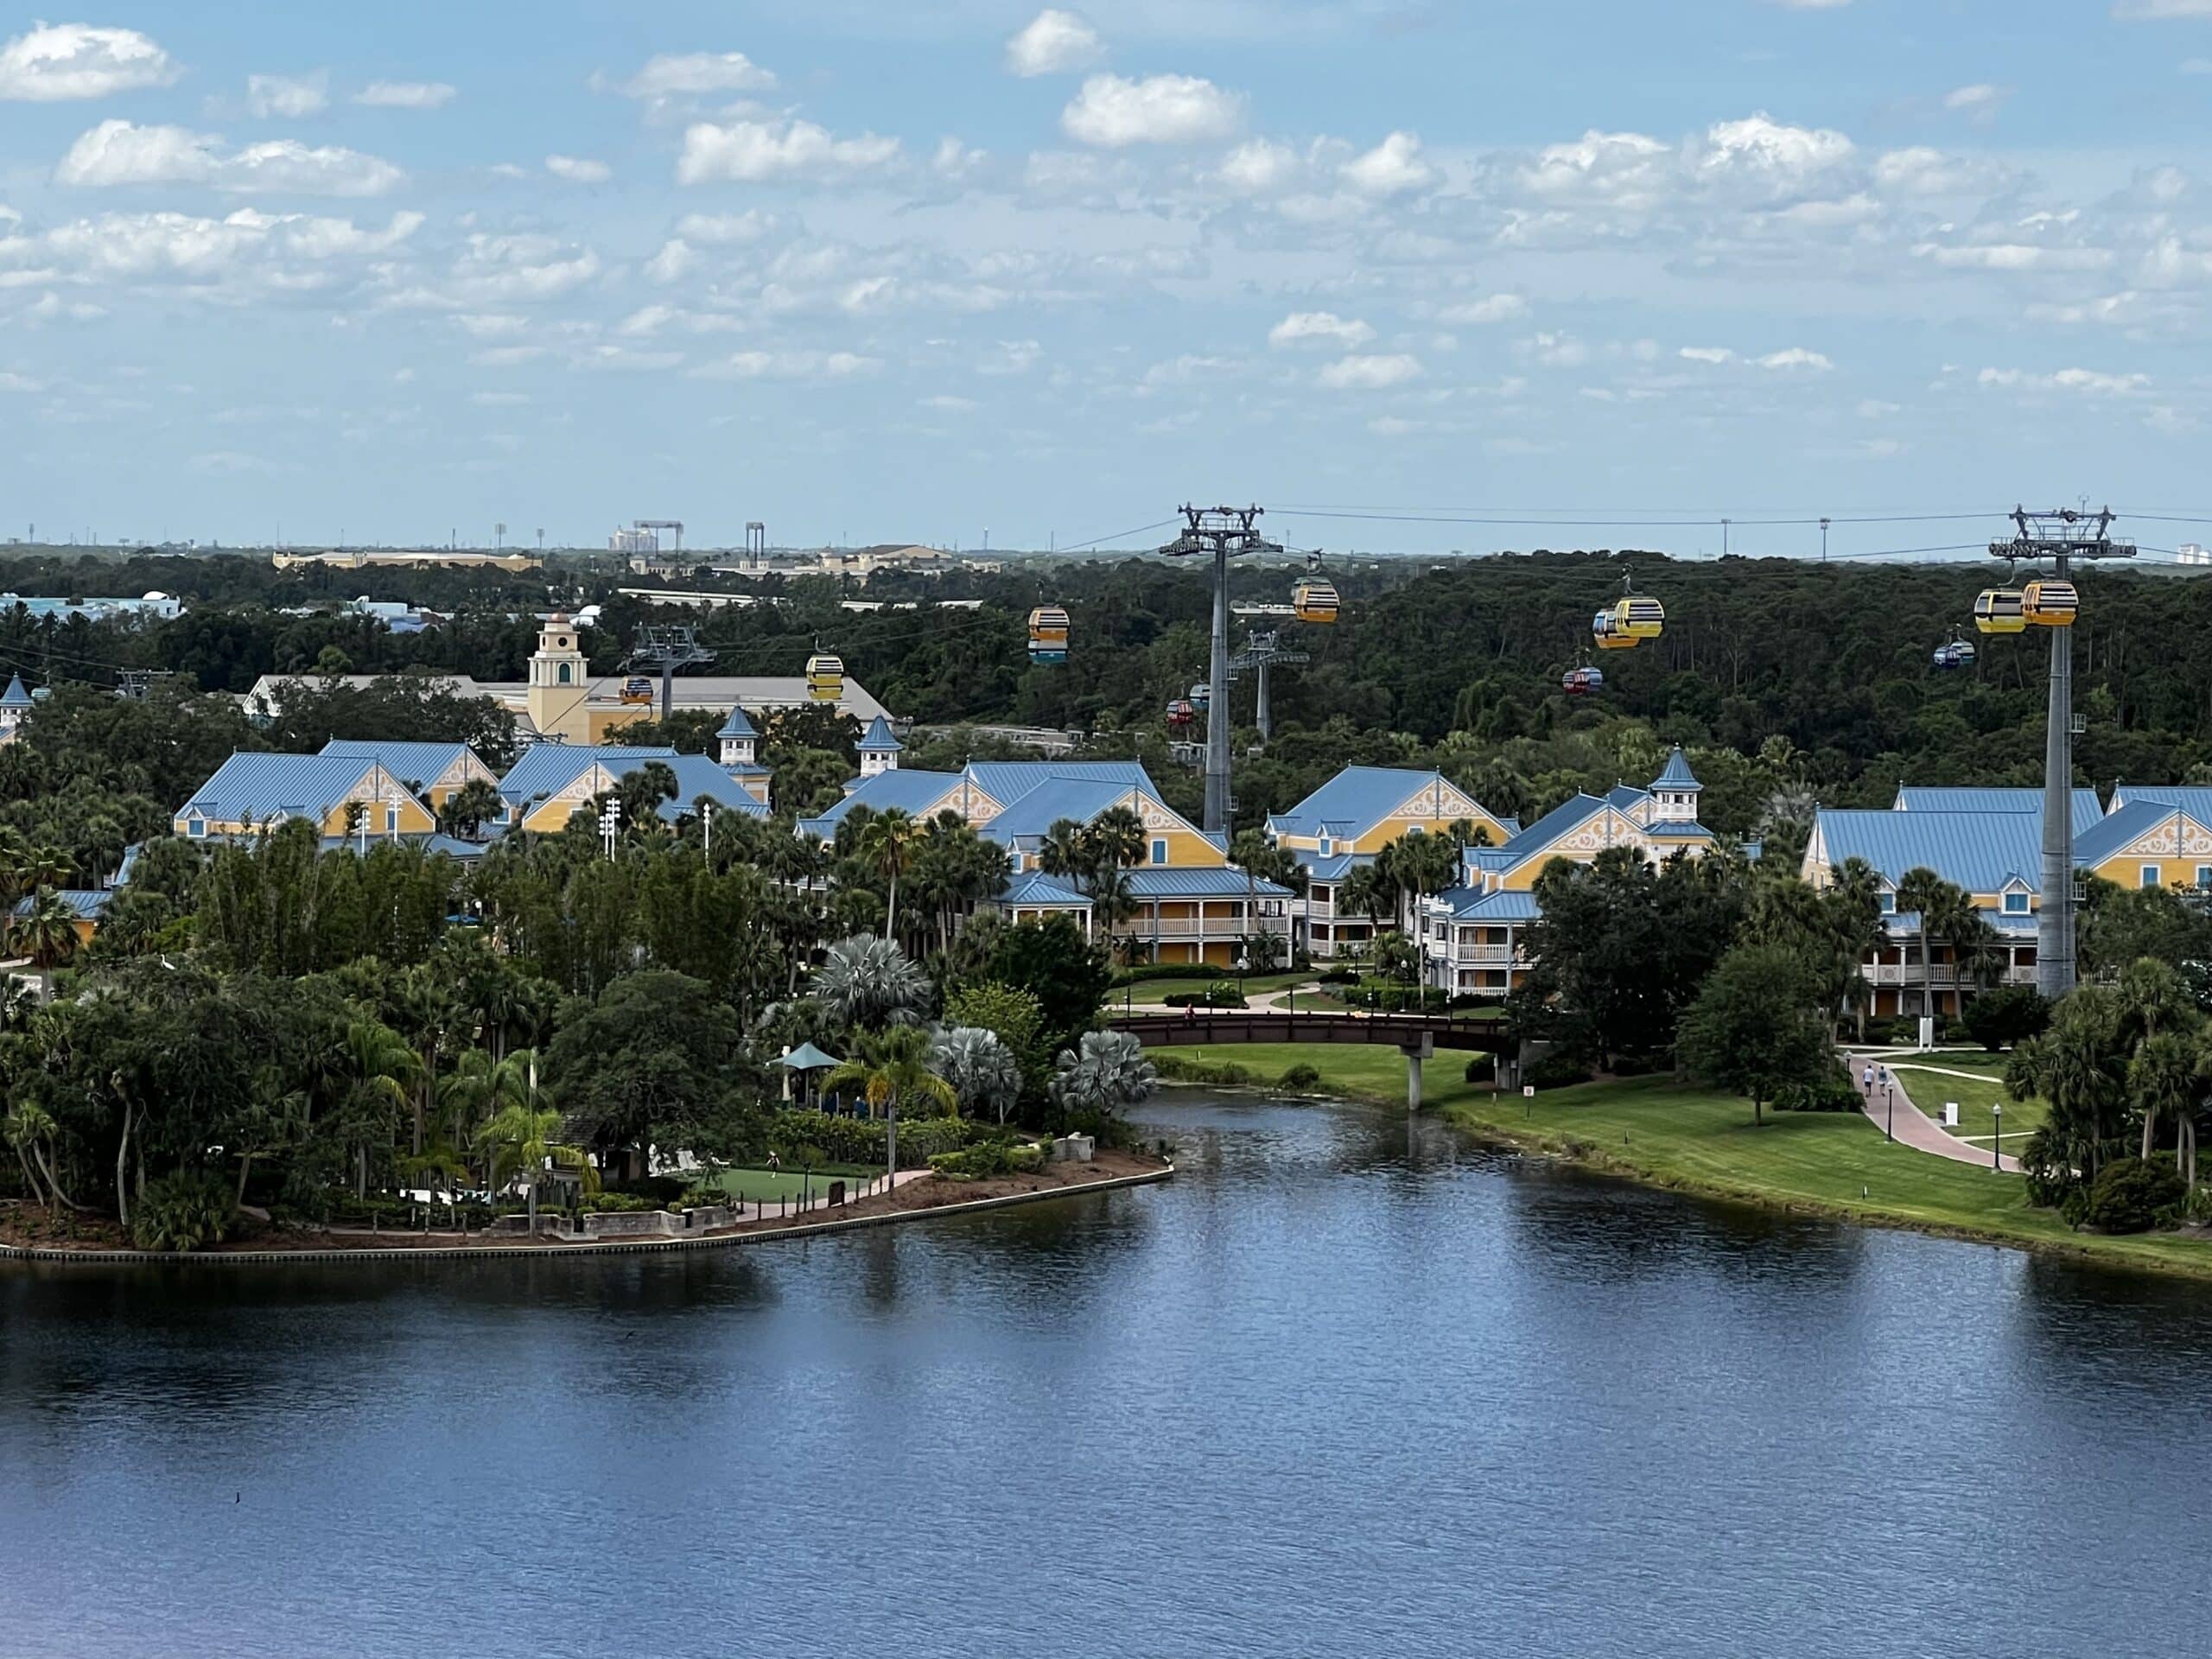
[5,1092,2212,1658]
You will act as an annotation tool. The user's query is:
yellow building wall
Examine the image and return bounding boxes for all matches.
[1347,806,1512,855]
[1499,808,1643,892]
[315,792,437,837]
[2088,853,2212,889]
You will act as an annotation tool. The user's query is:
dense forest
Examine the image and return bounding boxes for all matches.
[4,546,2209,849]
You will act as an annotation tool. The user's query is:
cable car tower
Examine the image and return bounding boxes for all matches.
[621,623,715,723]
[1228,628,1307,742]
[1161,505,1285,832]
[1987,505,2134,1001]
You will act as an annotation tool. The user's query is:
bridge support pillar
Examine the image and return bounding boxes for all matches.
[1401,1035,1434,1111]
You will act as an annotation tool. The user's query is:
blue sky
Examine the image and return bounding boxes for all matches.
[6,2,2212,556]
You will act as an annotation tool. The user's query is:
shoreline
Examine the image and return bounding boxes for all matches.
[0,1154,1173,1267]
[1160,1066,2212,1284]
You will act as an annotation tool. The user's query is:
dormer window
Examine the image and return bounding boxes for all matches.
[1879,890,1897,913]
[1319,836,1332,857]
[2003,891,2029,915]
[187,815,207,839]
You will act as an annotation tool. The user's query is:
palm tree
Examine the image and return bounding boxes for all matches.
[824,1025,958,1185]
[438,778,505,842]
[334,1019,422,1199]
[855,806,921,945]
[4,1096,77,1211]
[1339,862,1391,930]
[810,934,931,1032]
[1083,805,1147,878]
[2130,1029,2197,1166]
[1825,856,1887,1040]
[1050,1029,1159,1117]
[9,888,80,994]
[931,1026,1023,1124]
[475,1056,595,1234]
[440,1046,531,1177]
[1038,819,1088,885]
[1893,866,1951,1022]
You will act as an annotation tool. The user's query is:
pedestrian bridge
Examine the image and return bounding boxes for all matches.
[1107,1011,1513,1108]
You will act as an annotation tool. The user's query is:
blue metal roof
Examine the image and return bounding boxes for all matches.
[715,705,758,739]
[179,752,381,824]
[857,715,903,753]
[1436,887,1542,922]
[498,743,677,804]
[321,739,480,792]
[1651,747,1700,789]
[1603,783,1649,812]
[1815,808,2044,893]
[657,753,772,821]
[1000,872,1091,907]
[799,768,965,835]
[966,760,1156,805]
[1125,868,1293,899]
[1269,766,1491,841]
[14,889,111,920]
[1497,793,1607,864]
[1645,820,1714,839]
[0,673,31,710]
[1894,785,2104,837]
[2073,800,2204,869]
[1296,851,1371,881]
[982,779,1134,843]
[2111,785,2212,826]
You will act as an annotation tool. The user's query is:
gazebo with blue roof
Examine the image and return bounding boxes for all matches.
[858,715,903,779]
[715,704,760,768]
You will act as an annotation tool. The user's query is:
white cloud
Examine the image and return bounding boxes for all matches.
[979,339,1042,375]
[353,79,456,110]
[546,154,612,183]
[644,239,696,283]
[1519,129,1671,205]
[1978,365,2149,396]
[1690,113,1853,194]
[1679,346,1736,364]
[1439,294,1528,325]
[1061,73,1243,148]
[1341,131,1433,196]
[470,391,529,407]
[0,22,177,101]
[1216,138,1299,193]
[676,119,899,182]
[1268,311,1374,348]
[1942,82,2009,118]
[575,344,684,372]
[674,209,772,244]
[24,207,421,282]
[1318,352,1421,389]
[1756,347,1833,371]
[453,314,527,338]
[618,52,776,99]
[56,120,405,197]
[1519,331,1588,368]
[1006,10,1103,77]
[247,73,328,119]
[1914,241,2114,272]
[692,348,880,380]
[0,371,46,392]
[931,136,985,179]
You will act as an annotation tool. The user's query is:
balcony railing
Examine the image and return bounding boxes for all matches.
[1866,963,2035,988]
[1113,917,1290,940]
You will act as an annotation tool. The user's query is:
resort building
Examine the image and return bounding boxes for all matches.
[495,745,771,834]
[0,673,33,744]
[319,740,501,810]
[803,759,1291,967]
[1264,766,1516,961]
[1417,747,1716,1000]
[175,753,439,842]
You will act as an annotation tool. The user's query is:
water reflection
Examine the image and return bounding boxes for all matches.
[4,1090,2212,1659]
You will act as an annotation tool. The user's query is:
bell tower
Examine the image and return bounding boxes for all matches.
[528,613,589,742]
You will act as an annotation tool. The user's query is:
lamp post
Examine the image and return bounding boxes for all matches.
[1885,1081,1895,1142]
[1236,951,1249,1002]
[599,798,621,861]
[1993,1100,2002,1170]
[702,799,715,858]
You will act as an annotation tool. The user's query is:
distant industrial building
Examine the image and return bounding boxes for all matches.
[0,591,184,622]
[271,548,542,573]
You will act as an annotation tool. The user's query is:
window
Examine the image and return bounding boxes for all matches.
[1318,836,1332,857]
[1150,839,1168,865]
[2003,891,2028,915]
[1406,824,1425,837]
[557,663,573,684]
[1879,891,1896,913]
[186,815,207,839]
[2143,864,2162,889]
[2197,866,2212,890]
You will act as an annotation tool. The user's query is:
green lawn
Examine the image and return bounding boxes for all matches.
[1884,1062,2049,1144]
[705,1165,876,1203]
[1150,1042,2212,1279]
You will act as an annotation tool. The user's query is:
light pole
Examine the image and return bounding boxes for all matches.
[1885,1081,1895,1142]
[1236,951,1249,1004]
[599,798,621,861]
[702,799,715,858]
[1993,1100,2002,1169]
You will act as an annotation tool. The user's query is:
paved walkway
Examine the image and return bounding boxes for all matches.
[1846,1056,2018,1173]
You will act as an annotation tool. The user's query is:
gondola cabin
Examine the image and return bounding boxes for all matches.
[1931,640,1977,671]
[1612,594,1665,641]
[1291,578,1340,625]
[618,676,655,706]
[2022,579,2078,626]
[1562,665,1605,696]
[1592,609,1635,650]
[805,652,845,702]
[1973,590,2026,635]
[1027,606,1071,664]
[1166,698,1196,734]
[1189,682,1211,713]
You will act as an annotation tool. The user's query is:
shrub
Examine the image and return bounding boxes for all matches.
[1317,968,1357,984]
[2020,1128,2078,1210]
[1960,985,2052,1052]
[2184,1184,2212,1226]
[1463,1056,1495,1084]
[581,1192,663,1214]
[1278,1062,1322,1090]
[1527,1052,1593,1090]
[1009,1143,1046,1173]
[2084,1158,2184,1235]
[1774,1066,1861,1113]
[607,1175,689,1206]
[764,1109,996,1169]
[929,1141,1028,1180]
[132,1169,237,1254]
[1205,981,1246,1008]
